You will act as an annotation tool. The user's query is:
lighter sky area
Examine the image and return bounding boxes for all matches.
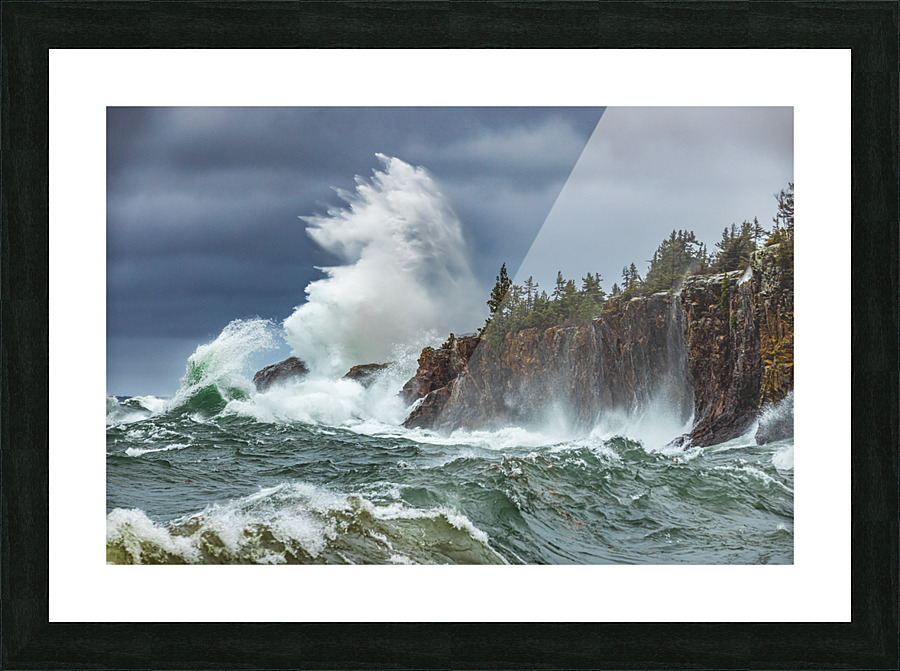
[514,107,793,293]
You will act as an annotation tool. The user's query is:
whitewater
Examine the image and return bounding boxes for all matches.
[107,156,793,565]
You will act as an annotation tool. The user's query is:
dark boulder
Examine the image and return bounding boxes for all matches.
[252,357,309,392]
[343,363,389,387]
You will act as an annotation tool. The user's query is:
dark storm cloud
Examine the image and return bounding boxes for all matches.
[107,107,602,394]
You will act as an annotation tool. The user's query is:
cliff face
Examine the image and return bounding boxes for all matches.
[681,269,762,445]
[401,335,481,429]
[681,245,793,445]
[404,294,692,433]
[754,245,794,405]
[402,246,793,447]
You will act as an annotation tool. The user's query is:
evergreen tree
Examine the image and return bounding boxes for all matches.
[696,242,710,273]
[713,222,755,272]
[773,182,794,234]
[487,263,511,314]
[552,271,565,301]
[642,229,702,293]
[620,263,642,297]
[766,182,794,286]
[581,272,603,300]
[751,216,768,247]
[523,276,538,309]
[482,262,512,334]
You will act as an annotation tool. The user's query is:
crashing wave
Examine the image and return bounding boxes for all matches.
[756,391,793,445]
[106,481,506,565]
[167,318,280,416]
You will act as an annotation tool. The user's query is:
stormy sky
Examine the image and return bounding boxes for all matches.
[108,107,792,395]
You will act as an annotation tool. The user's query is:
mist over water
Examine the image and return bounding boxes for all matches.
[283,155,482,376]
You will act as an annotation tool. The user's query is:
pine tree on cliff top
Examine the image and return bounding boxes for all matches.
[581,272,604,302]
[751,216,768,248]
[767,182,794,285]
[622,263,642,296]
[481,262,512,334]
[523,276,538,309]
[773,182,794,234]
[642,229,702,293]
[713,221,755,272]
[552,271,565,300]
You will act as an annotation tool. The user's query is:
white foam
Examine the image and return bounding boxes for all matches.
[107,480,503,565]
[389,554,414,565]
[106,395,168,426]
[283,155,482,377]
[548,438,622,462]
[123,443,190,457]
[715,463,794,495]
[403,425,564,450]
[226,371,411,428]
[106,508,201,563]
[772,443,794,471]
[133,395,168,414]
[587,400,695,453]
[705,430,759,454]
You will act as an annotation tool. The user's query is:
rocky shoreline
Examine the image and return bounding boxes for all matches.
[251,246,792,449]
[400,245,793,447]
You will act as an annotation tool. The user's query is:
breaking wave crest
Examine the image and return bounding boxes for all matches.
[107,482,505,565]
[170,318,280,415]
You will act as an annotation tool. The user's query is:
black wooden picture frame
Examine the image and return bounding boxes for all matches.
[2,1,897,668]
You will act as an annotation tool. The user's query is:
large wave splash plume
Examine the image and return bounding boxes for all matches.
[283,155,482,377]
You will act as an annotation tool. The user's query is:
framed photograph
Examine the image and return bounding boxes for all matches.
[3,1,897,668]
[102,104,796,570]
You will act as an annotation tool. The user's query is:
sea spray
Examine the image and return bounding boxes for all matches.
[756,391,794,445]
[170,318,281,414]
[227,340,425,427]
[283,155,482,377]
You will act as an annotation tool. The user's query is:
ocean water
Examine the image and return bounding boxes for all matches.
[106,359,793,565]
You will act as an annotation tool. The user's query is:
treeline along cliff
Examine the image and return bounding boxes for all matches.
[401,242,793,448]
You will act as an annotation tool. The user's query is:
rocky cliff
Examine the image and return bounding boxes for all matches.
[402,245,793,447]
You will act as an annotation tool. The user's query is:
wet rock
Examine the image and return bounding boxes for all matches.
[401,335,481,428]
[403,295,693,434]
[343,363,388,387]
[754,244,794,405]
[252,357,309,392]
[401,249,793,447]
[680,270,761,446]
[680,246,793,446]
